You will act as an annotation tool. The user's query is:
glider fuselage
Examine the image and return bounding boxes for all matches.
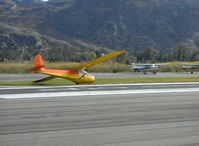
[38,68,95,84]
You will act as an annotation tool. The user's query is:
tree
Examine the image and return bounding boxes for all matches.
[172,43,198,61]
[142,47,159,63]
[191,50,199,61]
[82,52,97,61]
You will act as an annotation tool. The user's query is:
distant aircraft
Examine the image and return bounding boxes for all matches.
[181,63,199,74]
[29,51,125,84]
[132,63,160,74]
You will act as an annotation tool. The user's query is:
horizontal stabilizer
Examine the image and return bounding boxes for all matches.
[28,65,45,71]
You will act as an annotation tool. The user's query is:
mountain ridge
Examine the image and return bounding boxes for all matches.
[1,0,199,61]
[36,0,199,50]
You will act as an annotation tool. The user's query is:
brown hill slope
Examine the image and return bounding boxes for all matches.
[1,0,199,61]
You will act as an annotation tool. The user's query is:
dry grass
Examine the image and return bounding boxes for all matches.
[1,61,199,74]
[0,62,131,73]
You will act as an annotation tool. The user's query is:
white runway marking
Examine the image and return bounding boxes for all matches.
[38,88,79,91]
[1,88,199,99]
[0,82,199,90]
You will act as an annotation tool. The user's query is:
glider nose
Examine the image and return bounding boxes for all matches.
[89,75,96,83]
[80,74,95,83]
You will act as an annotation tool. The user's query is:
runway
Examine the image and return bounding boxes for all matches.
[1,83,199,146]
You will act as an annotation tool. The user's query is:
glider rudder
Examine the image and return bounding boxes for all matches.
[29,54,45,72]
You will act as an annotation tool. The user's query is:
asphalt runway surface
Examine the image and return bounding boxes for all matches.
[0,83,199,146]
[0,72,199,81]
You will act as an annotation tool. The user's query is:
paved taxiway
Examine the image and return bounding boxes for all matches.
[0,72,199,81]
[0,83,199,146]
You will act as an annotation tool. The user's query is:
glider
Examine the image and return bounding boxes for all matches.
[29,51,125,84]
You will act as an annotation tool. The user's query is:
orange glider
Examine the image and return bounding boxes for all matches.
[29,51,125,84]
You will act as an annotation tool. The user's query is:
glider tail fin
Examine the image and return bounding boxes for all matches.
[29,54,45,72]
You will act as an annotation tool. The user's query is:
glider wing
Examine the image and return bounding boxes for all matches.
[71,51,125,71]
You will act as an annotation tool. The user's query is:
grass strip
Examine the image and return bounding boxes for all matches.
[0,77,199,86]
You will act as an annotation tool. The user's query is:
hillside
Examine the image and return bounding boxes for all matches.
[40,0,199,50]
[1,0,199,61]
[0,23,111,62]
